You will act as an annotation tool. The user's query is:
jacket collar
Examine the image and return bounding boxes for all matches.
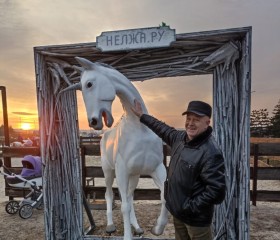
[185,126,213,147]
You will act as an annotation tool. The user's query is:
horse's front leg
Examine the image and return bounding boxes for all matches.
[150,164,169,236]
[115,165,133,240]
[102,165,116,234]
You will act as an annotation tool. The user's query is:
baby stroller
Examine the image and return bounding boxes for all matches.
[0,155,43,219]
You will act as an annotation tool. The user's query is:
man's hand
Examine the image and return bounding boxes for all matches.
[131,99,143,118]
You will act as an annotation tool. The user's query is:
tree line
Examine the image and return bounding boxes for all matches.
[250,99,280,137]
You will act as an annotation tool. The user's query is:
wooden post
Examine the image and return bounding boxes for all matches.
[252,144,259,206]
[0,86,10,147]
[81,145,87,189]
[0,86,12,200]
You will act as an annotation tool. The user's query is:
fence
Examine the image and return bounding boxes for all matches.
[1,138,280,205]
[250,142,280,205]
[81,140,280,205]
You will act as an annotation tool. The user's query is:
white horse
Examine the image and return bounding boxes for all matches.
[62,57,168,239]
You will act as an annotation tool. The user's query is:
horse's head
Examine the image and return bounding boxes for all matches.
[61,57,115,130]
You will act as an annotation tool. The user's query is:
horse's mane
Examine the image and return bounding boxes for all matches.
[114,114,124,128]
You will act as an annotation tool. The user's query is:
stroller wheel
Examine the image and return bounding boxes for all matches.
[36,199,44,210]
[19,204,33,219]
[6,200,20,214]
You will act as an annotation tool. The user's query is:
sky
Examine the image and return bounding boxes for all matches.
[0,0,279,130]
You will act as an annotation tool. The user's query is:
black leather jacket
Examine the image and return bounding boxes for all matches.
[140,114,226,227]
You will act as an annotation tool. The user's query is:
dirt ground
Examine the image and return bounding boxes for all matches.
[0,174,280,240]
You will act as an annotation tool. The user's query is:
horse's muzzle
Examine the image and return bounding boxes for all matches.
[90,118,98,126]
[88,109,114,130]
[88,117,102,130]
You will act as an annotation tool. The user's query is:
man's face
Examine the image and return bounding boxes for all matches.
[185,113,210,140]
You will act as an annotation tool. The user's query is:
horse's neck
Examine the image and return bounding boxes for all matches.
[113,73,148,118]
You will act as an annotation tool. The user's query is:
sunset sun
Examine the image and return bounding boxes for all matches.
[21,122,32,130]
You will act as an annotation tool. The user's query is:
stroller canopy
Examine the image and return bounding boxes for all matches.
[21,155,42,178]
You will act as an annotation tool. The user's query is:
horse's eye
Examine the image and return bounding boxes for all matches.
[87,82,93,88]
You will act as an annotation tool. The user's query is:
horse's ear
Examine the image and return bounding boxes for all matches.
[75,57,97,70]
[59,82,82,94]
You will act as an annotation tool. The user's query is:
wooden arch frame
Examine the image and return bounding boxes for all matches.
[34,26,252,240]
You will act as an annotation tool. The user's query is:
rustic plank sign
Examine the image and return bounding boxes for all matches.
[96,26,176,52]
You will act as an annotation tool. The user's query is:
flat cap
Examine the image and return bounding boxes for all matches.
[182,101,212,118]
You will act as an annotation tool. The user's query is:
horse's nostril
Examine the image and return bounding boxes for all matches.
[90,118,98,126]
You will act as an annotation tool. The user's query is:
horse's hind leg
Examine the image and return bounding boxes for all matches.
[103,167,116,234]
[128,175,144,235]
[150,164,169,236]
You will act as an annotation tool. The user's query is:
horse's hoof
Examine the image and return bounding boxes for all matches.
[151,224,165,236]
[134,227,144,236]
[106,224,116,234]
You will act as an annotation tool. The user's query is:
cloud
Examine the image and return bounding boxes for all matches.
[12,112,36,115]
[1,0,280,129]
[132,75,212,127]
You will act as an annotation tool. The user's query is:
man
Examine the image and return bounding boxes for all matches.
[131,99,226,240]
